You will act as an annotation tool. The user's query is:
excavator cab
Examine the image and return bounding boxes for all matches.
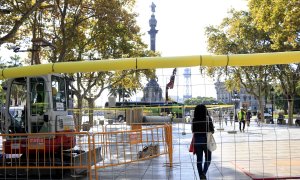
[1,74,76,153]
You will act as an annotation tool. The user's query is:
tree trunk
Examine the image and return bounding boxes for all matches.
[258,96,265,122]
[287,98,294,125]
[76,97,83,131]
[284,108,288,115]
[14,94,18,106]
[258,85,265,122]
[87,99,94,126]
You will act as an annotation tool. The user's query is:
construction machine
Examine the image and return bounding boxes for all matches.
[165,68,176,102]
[0,74,102,178]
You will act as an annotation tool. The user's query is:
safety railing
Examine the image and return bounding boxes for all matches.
[0,131,95,179]
[92,123,172,179]
[0,123,173,180]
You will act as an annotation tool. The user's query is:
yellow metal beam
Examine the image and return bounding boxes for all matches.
[1,51,299,79]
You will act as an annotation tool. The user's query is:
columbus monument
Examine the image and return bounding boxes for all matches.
[141,2,163,102]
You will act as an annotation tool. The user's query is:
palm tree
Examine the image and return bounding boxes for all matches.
[108,85,136,102]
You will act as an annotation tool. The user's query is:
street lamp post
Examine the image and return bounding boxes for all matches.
[228,90,240,134]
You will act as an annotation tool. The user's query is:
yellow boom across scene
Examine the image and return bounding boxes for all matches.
[1,51,299,79]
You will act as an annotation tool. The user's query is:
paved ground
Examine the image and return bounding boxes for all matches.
[5,118,298,180]
[79,119,300,180]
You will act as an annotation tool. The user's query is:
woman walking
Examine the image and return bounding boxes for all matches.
[192,104,215,179]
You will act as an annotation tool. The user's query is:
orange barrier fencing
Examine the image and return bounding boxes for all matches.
[92,124,172,179]
[0,132,96,179]
[0,123,173,180]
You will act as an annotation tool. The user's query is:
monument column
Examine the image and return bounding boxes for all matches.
[148,2,158,51]
[142,2,162,103]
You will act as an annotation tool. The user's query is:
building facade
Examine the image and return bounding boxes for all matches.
[215,81,260,113]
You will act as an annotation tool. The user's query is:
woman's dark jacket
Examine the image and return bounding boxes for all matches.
[192,116,214,146]
[192,116,214,135]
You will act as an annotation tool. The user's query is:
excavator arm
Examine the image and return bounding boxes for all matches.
[166,68,176,102]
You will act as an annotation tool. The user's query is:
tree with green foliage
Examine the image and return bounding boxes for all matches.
[0,55,24,106]
[50,0,157,127]
[0,0,157,128]
[184,96,220,105]
[249,0,300,125]
[7,54,22,67]
[205,10,272,122]
[0,0,47,45]
[205,3,300,125]
[108,70,156,102]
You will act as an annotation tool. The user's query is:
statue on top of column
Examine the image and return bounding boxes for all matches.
[151,2,156,13]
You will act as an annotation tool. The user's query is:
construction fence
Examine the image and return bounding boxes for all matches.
[0,123,173,180]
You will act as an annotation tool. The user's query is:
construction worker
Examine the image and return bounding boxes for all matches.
[238,108,246,132]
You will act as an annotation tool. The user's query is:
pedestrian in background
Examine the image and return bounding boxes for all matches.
[224,111,228,126]
[173,112,177,122]
[229,111,234,126]
[192,104,215,180]
[168,112,173,123]
[238,108,246,132]
[246,110,252,127]
[257,112,262,126]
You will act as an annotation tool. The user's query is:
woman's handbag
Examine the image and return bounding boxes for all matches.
[207,132,217,151]
[189,134,195,154]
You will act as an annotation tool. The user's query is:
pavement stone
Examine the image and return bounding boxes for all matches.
[76,119,300,180]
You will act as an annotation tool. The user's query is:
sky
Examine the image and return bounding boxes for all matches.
[132,0,248,101]
[134,0,248,56]
[1,1,249,106]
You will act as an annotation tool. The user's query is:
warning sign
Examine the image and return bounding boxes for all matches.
[129,132,142,145]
